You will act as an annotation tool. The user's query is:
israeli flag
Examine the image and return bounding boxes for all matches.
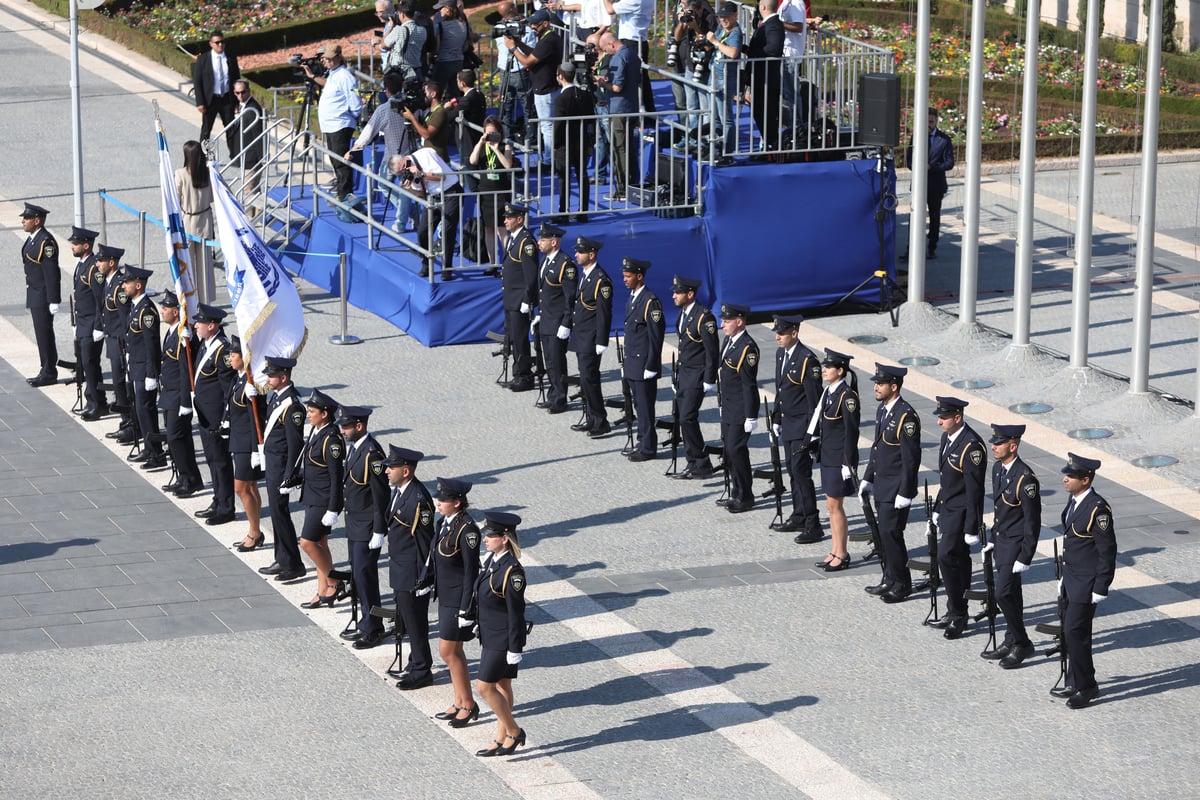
[156,120,199,322]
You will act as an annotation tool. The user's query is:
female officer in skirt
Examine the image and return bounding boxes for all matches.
[473,511,528,756]
[431,477,482,728]
[226,336,267,552]
[814,349,860,572]
[299,389,346,608]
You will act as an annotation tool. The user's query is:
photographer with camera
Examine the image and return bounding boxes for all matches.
[397,143,463,281]
[546,0,612,54]
[469,116,515,265]
[375,1,404,73]
[346,71,422,233]
[596,32,640,200]
[383,1,428,83]
[668,0,715,150]
[400,78,452,161]
[504,9,562,166]
[704,1,742,164]
[494,2,537,143]
[303,46,363,201]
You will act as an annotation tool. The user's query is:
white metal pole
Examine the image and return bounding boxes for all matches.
[1012,0,1041,346]
[906,0,932,305]
[1130,0,1163,394]
[959,0,986,325]
[1070,0,1102,368]
[69,0,85,226]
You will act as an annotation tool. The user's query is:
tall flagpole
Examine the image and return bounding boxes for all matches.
[69,0,84,226]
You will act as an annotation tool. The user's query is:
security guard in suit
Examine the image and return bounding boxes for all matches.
[984,423,1041,669]
[500,202,540,393]
[20,203,61,387]
[860,364,921,603]
[671,275,719,479]
[157,291,204,498]
[569,236,613,437]
[383,445,436,690]
[717,303,760,514]
[298,389,346,608]
[769,314,823,539]
[620,257,665,461]
[68,226,106,418]
[258,356,307,582]
[191,304,237,525]
[927,396,987,639]
[815,349,860,570]
[1054,452,1116,709]
[338,406,389,649]
[120,267,165,469]
[96,245,134,442]
[534,224,577,414]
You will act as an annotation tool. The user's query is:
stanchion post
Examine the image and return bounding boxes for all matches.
[138,210,147,270]
[203,245,214,304]
[98,189,107,241]
[329,252,361,345]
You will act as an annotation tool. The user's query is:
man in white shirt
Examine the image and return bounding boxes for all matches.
[399,146,462,282]
[193,30,241,151]
[777,0,808,128]
[304,46,363,201]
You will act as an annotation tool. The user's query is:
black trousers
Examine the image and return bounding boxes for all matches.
[325,127,355,198]
[1063,592,1099,691]
[751,74,781,151]
[783,438,818,529]
[994,545,1031,647]
[199,426,234,514]
[721,420,752,504]
[78,335,104,408]
[542,331,569,410]
[937,526,972,619]
[630,377,657,455]
[927,189,945,252]
[164,406,203,490]
[391,581,432,678]
[348,536,384,636]
[266,461,303,572]
[200,93,236,149]
[505,308,533,381]
[418,184,462,274]
[576,346,605,427]
[677,382,709,470]
[30,303,57,378]
[555,147,591,214]
[105,336,130,419]
[875,501,912,591]
[133,381,162,457]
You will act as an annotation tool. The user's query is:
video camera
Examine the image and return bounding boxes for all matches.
[489,18,527,39]
[288,51,327,79]
[389,77,427,115]
[571,43,599,92]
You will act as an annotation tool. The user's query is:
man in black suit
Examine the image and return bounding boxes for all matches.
[193,30,240,150]
[259,356,307,582]
[95,245,133,441]
[671,275,719,480]
[569,236,613,437]
[534,224,577,415]
[769,314,823,540]
[190,303,237,525]
[905,108,955,259]
[20,203,61,387]
[620,257,665,462]
[338,406,390,650]
[120,267,165,469]
[68,226,106,417]
[745,0,784,152]
[157,291,204,498]
[455,69,487,192]
[717,302,760,513]
[383,445,436,689]
[552,63,596,223]
[500,202,540,393]
[229,80,265,206]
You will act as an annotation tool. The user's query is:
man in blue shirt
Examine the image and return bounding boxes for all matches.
[304,46,363,200]
[598,32,641,200]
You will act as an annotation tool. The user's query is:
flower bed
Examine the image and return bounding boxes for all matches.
[105,0,368,42]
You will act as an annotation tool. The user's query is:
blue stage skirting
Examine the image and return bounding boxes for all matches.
[276,158,895,347]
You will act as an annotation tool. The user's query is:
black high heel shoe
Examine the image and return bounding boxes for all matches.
[448,702,480,729]
[434,706,460,721]
[476,739,505,757]
[495,728,527,755]
[331,580,348,601]
[823,554,851,572]
[234,533,265,552]
[300,592,336,609]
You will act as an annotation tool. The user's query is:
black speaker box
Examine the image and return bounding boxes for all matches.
[859,73,900,147]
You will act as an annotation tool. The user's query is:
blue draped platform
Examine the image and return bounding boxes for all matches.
[275,157,896,346]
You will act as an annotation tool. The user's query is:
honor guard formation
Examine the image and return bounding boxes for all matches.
[23,202,1118,715]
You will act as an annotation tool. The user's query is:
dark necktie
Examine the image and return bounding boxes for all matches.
[1065,497,1077,524]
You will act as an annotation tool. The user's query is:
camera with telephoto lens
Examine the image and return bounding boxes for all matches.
[288,52,326,79]
[689,44,712,83]
[397,165,422,184]
[679,10,696,23]
[490,19,527,38]
[389,77,427,115]
[571,43,599,91]
[665,38,681,69]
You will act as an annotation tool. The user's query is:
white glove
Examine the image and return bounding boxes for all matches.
[280,483,298,495]
[49,303,60,315]
[321,510,340,527]
[932,512,940,528]
[145,377,158,391]
[219,419,230,431]
[458,612,473,628]
[1058,576,1064,593]
[965,533,980,546]
[703,382,716,393]
[530,313,541,327]
[895,495,913,509]
[179,404,192,416]
[840,465,852,480]
[92,329,105,342]
[244,382,258,397]
[771,423,781,437]
[520,302,531,314]
[643,369,656,380]
[180,325,192,340]
[256,444,265,465]
[859,480,873,498]
[1013,561,1031,574]
[556,325,570,340]
[981,541,994,555]
[369,532,386,550]
[1091,592,1106,604]
[744,418,757,434]
[249,451,262,469]
[506,650,523,665]
[596,344,607,355]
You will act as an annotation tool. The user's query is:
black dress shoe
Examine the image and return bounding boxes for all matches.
[508,379,535,392]
[275,569,307,582]
[587,422,611,438]
[715,498,732,507]
[999,642,1036,669]
[982,644,1013,661]
[547,405,568,414]
[770,518,804,533]
[1049,685,1076,699]
[535,400,552,409]
[194,505,217,519]
[205,512,236,526]
[570,421,591,431]
[127,451,150,463]
[352,631,385,650]
[792,530,823,544]
[1066,687,1100,709]
[115,429,138,445]
[140,457,168,470]
[627,451,655,462]
[942,617,967,638]
[676,466,714,480]
[881,587,913,603]
[258,562,283,575]
[340,629,364,642]
[173,485,200,499]
[27,373,58,387]
[396,673,433,690]
[865,582,891,596]
[81,406,105,421]
[727,502,754,514]
[161,482,179,493]
[927,613,954,630]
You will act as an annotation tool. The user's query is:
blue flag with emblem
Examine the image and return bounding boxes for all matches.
[156,119,199,323]
[208,164,307,379]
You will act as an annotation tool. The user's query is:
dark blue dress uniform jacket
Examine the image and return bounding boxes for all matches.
[434,513,481,614]
[300,424,345,514]
[992,457,1041,564]
[388,479,435,591]
[718,334,760,423]
[124,296,161,382]
[571,265,613,352]
[675,304,718,388]
[816,381,860,469]
[537,250,578,330]
[342,435,389,540]
[934,425,987,536]
[1062,490,1117,603]
[774,344,822,443]
[622,288,665,378]
[475,550,527,653]
[863,397,921,502]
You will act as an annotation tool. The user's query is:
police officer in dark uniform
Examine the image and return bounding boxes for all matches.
[927,396,987,639]
[984,423,1041,668]
[383,445,436,690]
[121,267,165,469]
[768,314,823,539]
[68,226,106,417]
[1054,452,1116,709]
[500,202,540,393]
[157,291,204,498]
[431,477,482,726]
[225,336,267,550]
[620,257,665,461]
[814,349,860,570]
[191,304,237,525]
[298,390,346,609]
[338,405,389,649]
[472,510,528,757]
[258,356,307,582]
[569,236,613,437]
[20,203,61,387]
[534,224,577,414]
[717,303,760,513]
[96,245,134,442]
[860,364,921,603]
[671,275,719,480]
